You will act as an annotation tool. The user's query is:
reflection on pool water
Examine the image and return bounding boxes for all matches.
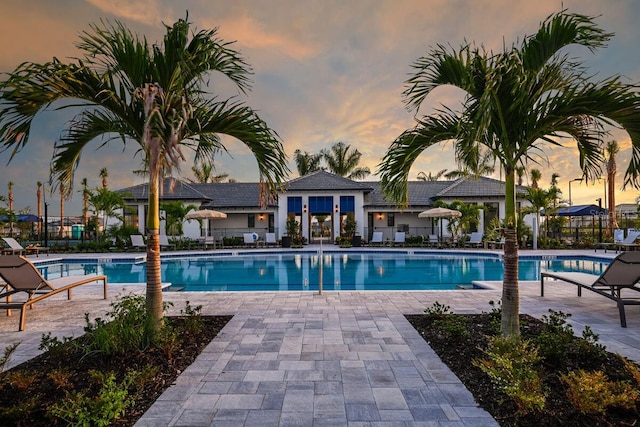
[36,252,611,292]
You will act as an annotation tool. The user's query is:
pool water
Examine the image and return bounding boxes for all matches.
[36,252,610,292]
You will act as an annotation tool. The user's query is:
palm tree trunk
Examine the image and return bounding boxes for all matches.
[501,170,520,337]
[37,182,42,238]
[145,170,163,337]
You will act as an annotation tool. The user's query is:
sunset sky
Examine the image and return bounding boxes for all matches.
[1,0,639,215]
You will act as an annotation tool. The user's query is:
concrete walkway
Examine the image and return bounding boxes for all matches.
[1,249,639,426]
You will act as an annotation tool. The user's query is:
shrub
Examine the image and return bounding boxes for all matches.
[0,343,19,373]
[3,370,39,391]
[48,370,135,426]
[533,309,574,361]
[561,369,639,414]
[424,301,452,316]
[48,368,73,389]
[180,301,205,335]
[474,336,546,414]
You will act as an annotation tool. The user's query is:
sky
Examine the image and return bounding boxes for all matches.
[1,0,639,216]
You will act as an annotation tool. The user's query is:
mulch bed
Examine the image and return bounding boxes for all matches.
[406,312,640,426]
[0,315,231,426]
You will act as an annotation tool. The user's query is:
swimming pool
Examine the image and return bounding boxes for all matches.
[35,251,611,292]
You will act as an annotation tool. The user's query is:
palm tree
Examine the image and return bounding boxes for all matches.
[605,140,620,234]
[378,10,640,337]
[88,187,127,240]
[322,142,370,179]
[81,178,90,236]
[36,181,42,237]
[515,166,526,186]
[99,168,108,189]
[293,149,323,176]
[7,181,13,236]
[443,147,495,179]
[530,169,542,189]
[160,201,197,236]
[189,160,233,183]
[416,169,447,181]
[0,17,288,336]
[59,183,66,238]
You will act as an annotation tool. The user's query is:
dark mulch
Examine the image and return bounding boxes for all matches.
[0,315,231,426]
[406,312,640,426]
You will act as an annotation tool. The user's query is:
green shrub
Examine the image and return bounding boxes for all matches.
[474,336,546,414]
[561,369,639,414]
[436,315,469,339]
[180,301,205,335]
[0,342,19,373]
[83,294,171,356]
[533,309,574,361]
[48,370,134,426]
[424,301,452,316]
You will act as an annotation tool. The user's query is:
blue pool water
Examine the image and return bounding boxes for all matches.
[36,252,611,292]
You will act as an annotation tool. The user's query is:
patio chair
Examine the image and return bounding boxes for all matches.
[617,230,640,252]
[2,237,49,257]
[0,255,107,331]
[423,234,439,248]
[130,234,146,251]
[244,233,257,247]
[159,235,175,250]
[464,231,484,248]
[369,231,384,246]
[540,251,640,327]
[393,232,405,246]
[265,233,277,247]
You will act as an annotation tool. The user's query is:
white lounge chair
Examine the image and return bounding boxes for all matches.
[541,251,640,327]
[369,231,383,246]
[1,237,49,257]
[159,235,175,250]
[244,233,257,247]
[393,232,405,246]
[265,233,277,247]
[464,231,484,248]
[130,234,146,251]
[617,230,640,252]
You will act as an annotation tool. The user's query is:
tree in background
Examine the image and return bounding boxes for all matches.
[160,201,197,236]
[530,169,542,189]
[36,181,42,237]
[322,142,370,179]
[189,160,234,183]
[293,149,323,176]
[444,148,496,179]
[88,187,128,241]
[378,10,640,337]
[99,168,108,189]
[604,140,620,235]
[0,16,288,337]
[416,169,447,181]
[7,182,14,236]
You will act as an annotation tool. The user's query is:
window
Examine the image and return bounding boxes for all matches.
[387,213,395,227]
[248,213,255,228]
[309,196,333,214]
[287,197,302,214]
[339,196,355,214]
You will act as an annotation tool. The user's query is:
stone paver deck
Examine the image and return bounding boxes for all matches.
[1,249,639,426]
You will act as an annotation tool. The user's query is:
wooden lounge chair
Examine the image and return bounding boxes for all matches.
[2,237,49,257]
[540,251,640,327]
[369,231,384,246]
[0,255,107,331]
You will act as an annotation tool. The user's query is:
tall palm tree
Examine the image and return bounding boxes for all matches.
[378,10,640,337]
[605,140,620,234]
[0,17,288,336]
[416,169,447,181]
[322,142,370,179]
[515,166,526,186]
[81,178,90,235]
[530,169,542,189]
[36,181,42,237]
[189,160,232,183]
[99,168,108,189]
[59,183,66,238]
[7,181,14,236]
[293,149,323,176]
[443,147,496,179]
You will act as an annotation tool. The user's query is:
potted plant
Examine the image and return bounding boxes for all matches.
[344,213,361,247]
[282,217,299,248]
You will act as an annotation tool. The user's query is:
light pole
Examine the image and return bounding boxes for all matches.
[596,198,603,243]
[568,178,582,207]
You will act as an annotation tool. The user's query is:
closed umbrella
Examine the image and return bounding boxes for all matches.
[418,207,462,243]
[185,209,227,220]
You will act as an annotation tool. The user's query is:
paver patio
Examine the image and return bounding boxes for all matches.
[1,249,638,426]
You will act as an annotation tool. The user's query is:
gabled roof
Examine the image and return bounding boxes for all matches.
[284,170,374,192]
[366,181,451,209]
[194,182,277,209]
[436,176,526,198]
[117,177,210,201]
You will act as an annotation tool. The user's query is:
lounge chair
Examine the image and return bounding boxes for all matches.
[369,231,384,246]
[159,235,175,250]
[464,231,484,248]
[265,233,277,247]
[244,233,257,247]
[2,237,49,257]
[130,234,146,251]
[540,251,640,327]
[423,234,439,248]
[0,255,107,331]
[393,232,405,247]
[617,230,640,252]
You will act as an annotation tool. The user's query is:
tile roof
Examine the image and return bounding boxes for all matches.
[194,182,277,209]
[285,170,374,192]
[116,178,210,201]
